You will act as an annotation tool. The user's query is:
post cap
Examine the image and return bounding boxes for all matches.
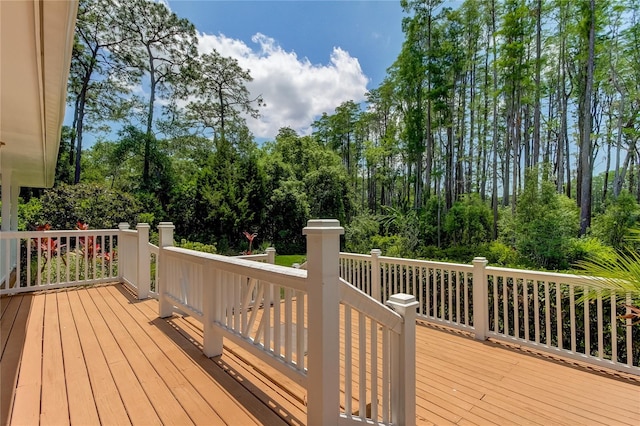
[302,219,344,235]
[136,223,150,229]
[118,222,130,230]
[388,293,417,305]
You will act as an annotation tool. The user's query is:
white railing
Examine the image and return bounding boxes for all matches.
[148,243,159,298]
[0,228,120,294]
[340,251,640,376]
[233,247,276,264]
[161,245,309,384]
[157,220,416,426]
[338,279,417,425]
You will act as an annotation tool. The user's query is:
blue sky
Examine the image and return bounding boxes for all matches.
[165,0,407,138]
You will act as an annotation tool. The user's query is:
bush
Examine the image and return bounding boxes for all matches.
[482,241,519,266]
[345,214,380,253]
[39,183,142,230]
[370,235,411,258]
[567,237,616,266]
[443,194,492,246]
[511,174,579,270]
[176,239,217,254]
[590,191,640,249]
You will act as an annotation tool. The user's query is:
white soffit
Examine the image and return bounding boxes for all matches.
[0,0,78,188]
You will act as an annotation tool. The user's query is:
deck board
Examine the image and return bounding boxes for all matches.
[2,283,640,426]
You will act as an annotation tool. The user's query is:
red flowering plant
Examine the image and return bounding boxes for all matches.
[243,231,258,255]
[76,221,115,262]
[34,224,66,271]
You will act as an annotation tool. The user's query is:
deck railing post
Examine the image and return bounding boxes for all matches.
[136,223,150,300]
[203,264,223,357]
[472,257,489,340]
[370,248,382,301]
[386,293,418,426]
[158,222,175,318]
[266,247,276,264]
[117,223,130,282]
[303,219,344,426]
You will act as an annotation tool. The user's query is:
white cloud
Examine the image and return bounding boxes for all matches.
[197,32,369,139]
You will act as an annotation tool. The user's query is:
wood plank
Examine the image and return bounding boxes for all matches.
[10,292,45,426]
[40,292,70,425]
[87,287,194,426]
[6,284,640,426]
[1,295,22,357]
[0,294,31,426]
[66,290,131,425]
[57,291,101,425]
[113,285,294,426]
[76,288,162,425]
[92,286,214,426]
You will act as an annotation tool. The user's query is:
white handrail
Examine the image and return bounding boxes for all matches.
[1,228,120,295]
[339,251,640,376]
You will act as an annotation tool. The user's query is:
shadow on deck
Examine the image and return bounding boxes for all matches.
[1,283,639,425]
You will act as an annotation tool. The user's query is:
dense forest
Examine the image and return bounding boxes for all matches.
[14,0,640,271]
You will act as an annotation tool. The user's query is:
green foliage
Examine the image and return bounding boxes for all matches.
[38,183,142,230]
[575,229,640,326]
[482,241,519,267]
[370,234,411,258]
[443,194,492,246]
[567,237,616,266]
[17,198,44,231]
[265,180,310,254]
[304,165,352,223]
[512,175,579,270]
[344,214,380,253]
[590,192,640,249]
[176,239,217,254]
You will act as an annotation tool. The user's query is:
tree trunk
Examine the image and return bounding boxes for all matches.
[579,0,596,236]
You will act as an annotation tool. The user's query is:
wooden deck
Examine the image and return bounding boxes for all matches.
[2,283,639,426]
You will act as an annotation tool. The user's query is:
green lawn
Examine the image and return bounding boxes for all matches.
[274,254,306,267]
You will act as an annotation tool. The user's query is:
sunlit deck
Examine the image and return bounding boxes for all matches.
[2,283,639,426]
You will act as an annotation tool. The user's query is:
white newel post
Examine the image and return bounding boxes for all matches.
[303,219,344,426]
[266,247,276,264]
[136,223,150,300]
[158,222,175,318]
[370,248,382,301]
[472,257,489,340]
[118,222,130,282]
[386,293,418,426]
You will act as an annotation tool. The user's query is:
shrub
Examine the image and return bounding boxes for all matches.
[176,239,217,254]
[39,183,142,230]
[567,237,616,266]
[345,214,380,253]
[590,191,640,249]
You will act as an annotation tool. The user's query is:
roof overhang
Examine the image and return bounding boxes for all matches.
[0,0,78,188]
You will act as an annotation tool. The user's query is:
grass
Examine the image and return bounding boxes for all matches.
[275,254,306,267]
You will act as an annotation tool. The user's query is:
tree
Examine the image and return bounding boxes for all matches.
[68,0,135,184]
[184,51,263,142]
[113,0,198,187]
[576,0,597,235]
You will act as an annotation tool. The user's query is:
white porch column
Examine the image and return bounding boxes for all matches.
[303,219,344,426]
[10,182,18,231]
[158,222,175,318]
[1,169,12,285]
[1,168,11,232]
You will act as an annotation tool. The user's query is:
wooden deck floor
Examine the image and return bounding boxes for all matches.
[2,283,639,426]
